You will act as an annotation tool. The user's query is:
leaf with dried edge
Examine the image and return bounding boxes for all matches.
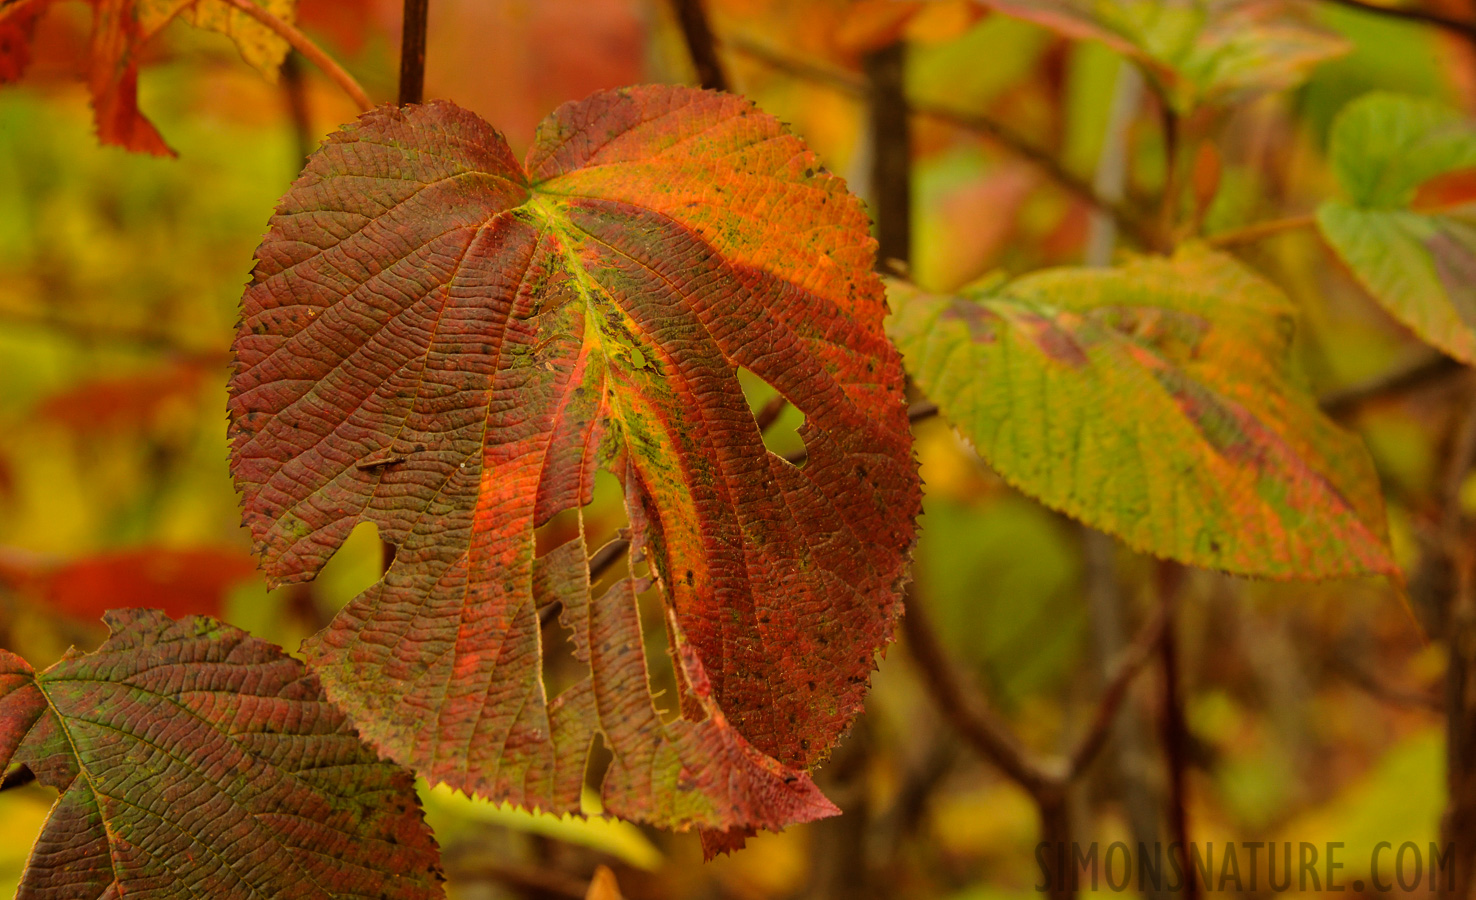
[1317,92,1476,364]
[0,0,297,156]
[0,608,443,900]
[228,87,920,849]
[887,246,1395,579]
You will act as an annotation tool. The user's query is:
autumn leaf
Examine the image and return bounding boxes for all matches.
[228,88,920,837]
[887,246,1396,579]
[0,0,297,155]
[0,608,444,899]
[1317,92,1476,364]
[0,545,260,621]
[938,0,1346,110]
[33,359,210,434]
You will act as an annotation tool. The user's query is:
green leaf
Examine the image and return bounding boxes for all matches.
[887,246,1395,579]
[0,608,443,900]
[228,88,920,843]
[968,0,1348,110]
[1318,92,1476,362]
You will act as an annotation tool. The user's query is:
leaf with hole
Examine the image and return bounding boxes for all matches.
[887,246,1395,579]
[0,608,443,900]
[228,87,920,843]
[1317,92,1476,364]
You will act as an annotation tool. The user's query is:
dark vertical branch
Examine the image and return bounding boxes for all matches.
[398,0,430,106]
[1438,378,1476,899]
[1157,562,1198,900]
[668,0,729,92]
[279,52,313,170]
[863,42,911,270]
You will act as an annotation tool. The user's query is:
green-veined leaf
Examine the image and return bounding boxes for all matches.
[1318,92,1476,363]
[887,246,1395,578]
[0,608,443,900]
[957,0,1347,110]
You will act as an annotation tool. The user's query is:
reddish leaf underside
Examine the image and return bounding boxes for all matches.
[0,608,443,900]
[228,87,920,841]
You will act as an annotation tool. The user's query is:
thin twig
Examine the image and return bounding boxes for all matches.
[755,395,789,432]
[1066,595,1172,779]
[1210,197,1475,249]
[1319,354,1467,419]
[901,587,1062,796]
[1156,562,1199,900]
[1205,212,1316,248]
[279,52,313,169]
[220,0,372,112]
[724,35,1149,245]
[1157,104,1182,246]
[398,0,430,105]
[1317,0,1476,40]
[669,0,730,92]
[865,40,912,268]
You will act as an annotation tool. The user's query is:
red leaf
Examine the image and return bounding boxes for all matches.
[0,0,297,155]
[229,87,920,837]
[33,359,208,434]
[31,546,260,620]
[0,609,444,900]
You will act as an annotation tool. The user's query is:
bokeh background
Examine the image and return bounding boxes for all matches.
[0,0,1470,897]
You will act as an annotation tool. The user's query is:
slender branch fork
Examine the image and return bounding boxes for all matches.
[220,0,372,112]
[902,568,1174,799]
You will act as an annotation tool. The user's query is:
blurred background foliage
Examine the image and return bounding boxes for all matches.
[0,0,1468,897]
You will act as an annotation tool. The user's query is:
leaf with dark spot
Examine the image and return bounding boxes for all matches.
[228,87,920,843]
[887,246,1394,579]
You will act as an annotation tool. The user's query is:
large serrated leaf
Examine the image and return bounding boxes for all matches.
[228,87,920,839]
[1318,92,1476,363]
[887,246,1395,579]
[0,608,443,900]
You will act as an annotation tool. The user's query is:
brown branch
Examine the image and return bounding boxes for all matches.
[1065,593,1171,779]
[901,587,1062,796]
[397,0,430,106]
[1317,0,1476,40]
[724,35,1149,246]
[1210,197,1475,250]
[219,0,372,112]
[1205,212,1316,248]
[669,0,730,92]
[755,395,788,432]
[1156,562,1199,900]
[280,52,313,169]
[865,40,912,268]
[1319,354,1467,419]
